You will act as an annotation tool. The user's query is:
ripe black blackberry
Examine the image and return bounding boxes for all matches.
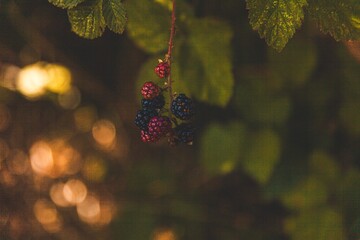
[174,123,195,144]
[134,109,158,131]
[142,95,165,110]
[171,94,195,120]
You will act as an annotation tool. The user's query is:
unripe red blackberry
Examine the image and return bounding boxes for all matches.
[141,81,160,100]
[148,116,172,139]
[171,94,195,120]
[155,61,170,78]
[141,130,160,143]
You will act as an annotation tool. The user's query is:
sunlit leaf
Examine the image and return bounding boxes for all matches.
[200,122,246,175]
[308,0,360,41]
[246,0,307,51]
[103,0,127,34]
[241,129,281,184]
[286,208,345,240]
[48,0,85,9]
[126,0,170,53]
[67,0,105,39]
[187,18,234,106]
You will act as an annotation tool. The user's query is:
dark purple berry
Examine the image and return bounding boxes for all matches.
[134,109,158,131]
[171,94,195,120]
[141,81,160,100]
[142,95,165,110]
[155,61,170,78]
[148,116,172,139]
[174,123,195,144]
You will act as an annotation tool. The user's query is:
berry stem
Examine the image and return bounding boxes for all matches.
[165,0,176,120]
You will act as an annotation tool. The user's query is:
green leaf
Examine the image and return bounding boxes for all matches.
[246,0,307,51]
[200,122,246,175]
[281,176,328,210]
[285,208,345,240]
[241,129,281,184]
[48,0,85,9]
[309,150,340,186]
[126,0,170,53]
[308,0,360,41]
[67,0,106,39]
[235,75,291,126]
[187,18,234,106]
[268,38,317,87]
[102,0,127,34]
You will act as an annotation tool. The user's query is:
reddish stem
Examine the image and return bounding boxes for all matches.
[166,0,176,118]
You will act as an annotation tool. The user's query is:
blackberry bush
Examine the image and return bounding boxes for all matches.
[134,0,195,145]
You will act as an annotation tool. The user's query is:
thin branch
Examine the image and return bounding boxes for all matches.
[165,0,176,121]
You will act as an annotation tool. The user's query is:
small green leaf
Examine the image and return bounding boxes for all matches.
[126,0,170,53]
[200,122,246,176]
[103,0,127,34]
[308,0,360,41]
[187,18,234,106]
[309,150,340,186]
[68,0,105,39]
[246,0,307,51]
[281,176,328,210]
[235,75,291,125]
[268,38,317,87]
[241,129,281,184]
[286,208,345,240]
[48,0,85,9]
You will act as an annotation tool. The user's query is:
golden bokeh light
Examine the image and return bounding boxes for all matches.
[76,194,100,224]
[6,149,29,175]
[74,106,97,132]
[49,139,82,177]
[30,141,54,176]
[92,119,116,150]
[63,179,87,205]
[153,229,177,240]
[82,156,107,182]
[45,64,72,94]
[50,183,71,207]
[16,62,49,99]
[58,86,81,110]
[33,199,62,233]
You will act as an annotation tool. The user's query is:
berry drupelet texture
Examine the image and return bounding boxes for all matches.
[141,130,160,143]
[174,123,195,144]
[148,116,172,139]
[134,109,158,131]
[141,81,160,100]
[155,61,170,78]
[142,95,165,110]
[171,94,195,120]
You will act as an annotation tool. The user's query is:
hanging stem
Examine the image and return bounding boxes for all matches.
[165,0,176,121]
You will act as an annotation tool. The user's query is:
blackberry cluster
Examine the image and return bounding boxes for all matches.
[134,61,195,145]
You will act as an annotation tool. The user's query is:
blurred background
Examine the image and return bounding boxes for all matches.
[0,0,360,239]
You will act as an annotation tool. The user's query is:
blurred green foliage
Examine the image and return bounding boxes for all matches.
[0,0,359,239]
